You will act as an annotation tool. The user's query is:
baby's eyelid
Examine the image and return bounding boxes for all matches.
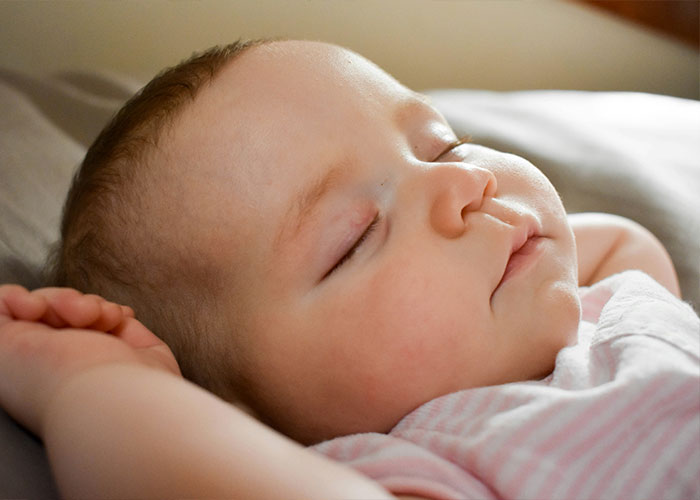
[434,134,472,161]
[323,213,381,279]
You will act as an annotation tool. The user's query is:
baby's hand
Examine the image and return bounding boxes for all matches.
[0,284,134,331]
[0,285,180,437]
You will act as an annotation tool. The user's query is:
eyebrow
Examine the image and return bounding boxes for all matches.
[274,163,346,250]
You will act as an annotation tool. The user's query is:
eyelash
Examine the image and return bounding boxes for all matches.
[323,135,471,279]
[435,134,472,161]
[325,213,381,278]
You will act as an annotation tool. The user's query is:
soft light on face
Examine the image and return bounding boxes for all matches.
[162,40,581,445]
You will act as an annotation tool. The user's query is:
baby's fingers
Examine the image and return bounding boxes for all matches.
[1,285,134,332]
[89,298,125,332]
[121,304,135,318]
[36,289,133,331]
[0,285,48,323]
[33,288,102,328]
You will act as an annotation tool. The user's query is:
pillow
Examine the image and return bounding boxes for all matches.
[0,68,135,499]
[0,69,137,287]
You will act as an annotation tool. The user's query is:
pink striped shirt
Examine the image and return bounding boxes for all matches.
[312,271,700,499]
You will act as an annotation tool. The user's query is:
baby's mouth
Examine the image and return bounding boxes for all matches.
[491,225,544,299]
[501,235,542,281]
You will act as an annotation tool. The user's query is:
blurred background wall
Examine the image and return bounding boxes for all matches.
[0,0,697,99]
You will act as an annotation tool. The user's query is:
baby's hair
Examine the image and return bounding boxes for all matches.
[47,38,271,402]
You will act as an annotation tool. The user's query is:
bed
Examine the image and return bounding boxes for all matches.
[1,68,698,498]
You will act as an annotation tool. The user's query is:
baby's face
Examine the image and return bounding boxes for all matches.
[161,40,581,444]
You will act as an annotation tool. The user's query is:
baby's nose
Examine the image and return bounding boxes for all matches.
[428,163,497,239]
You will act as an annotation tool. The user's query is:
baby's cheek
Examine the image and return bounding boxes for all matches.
[352,267,468,405]
[361,265,437,350]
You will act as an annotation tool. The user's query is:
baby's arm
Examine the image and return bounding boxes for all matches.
[0,286,391,499]
[569,213,681,296]
[44,365,389,498]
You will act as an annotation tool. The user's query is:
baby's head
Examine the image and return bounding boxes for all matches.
[51,39,581,444]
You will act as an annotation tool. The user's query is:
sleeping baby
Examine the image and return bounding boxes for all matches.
[0,38,697,499]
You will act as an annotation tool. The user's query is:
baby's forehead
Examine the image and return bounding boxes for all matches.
[153,39,432,221]
[205,40,407,112]
[166,43,405,157]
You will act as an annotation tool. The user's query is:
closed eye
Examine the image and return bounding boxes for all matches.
[323,213,381,279]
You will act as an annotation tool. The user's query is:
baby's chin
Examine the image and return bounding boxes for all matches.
[257,384,427,446]
[528,286,582,378]
[275,403,408,446]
